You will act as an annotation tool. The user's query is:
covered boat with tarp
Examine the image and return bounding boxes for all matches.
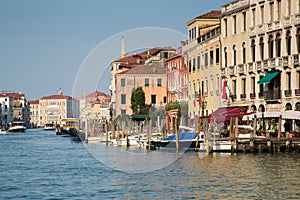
[151,131,204,149]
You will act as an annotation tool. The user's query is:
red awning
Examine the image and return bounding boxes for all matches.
[207,107,246,122]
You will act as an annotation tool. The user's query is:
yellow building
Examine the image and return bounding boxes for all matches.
[187,10,221,127]
[28,100,39,128]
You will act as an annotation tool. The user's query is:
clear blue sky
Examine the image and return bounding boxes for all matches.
[0,0,229,100]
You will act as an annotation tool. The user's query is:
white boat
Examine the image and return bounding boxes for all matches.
[8,121,26,132]
[44,123,56,131]
[0,127,6,134]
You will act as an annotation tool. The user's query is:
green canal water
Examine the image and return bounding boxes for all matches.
[1,129,300,199]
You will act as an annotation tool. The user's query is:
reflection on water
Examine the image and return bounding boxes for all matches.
[1,129,300,199]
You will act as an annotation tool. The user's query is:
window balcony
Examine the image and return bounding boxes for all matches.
[240,94,246,99]
[295,89,300,96]
[283,16,292,28]
[264,90,281,101]
[259,92,264,98]
[250,93,256,99]
[231,95,237,100]
[284,90,292,97]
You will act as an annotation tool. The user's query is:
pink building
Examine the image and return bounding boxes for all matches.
[115,64,167,117]
[166,45,189,103]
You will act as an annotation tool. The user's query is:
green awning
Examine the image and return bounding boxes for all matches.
[257,71,279,84]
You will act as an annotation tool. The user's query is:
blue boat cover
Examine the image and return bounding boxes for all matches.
[164,132,198,141]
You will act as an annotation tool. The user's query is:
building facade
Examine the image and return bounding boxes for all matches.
[0,92,30,126]
[109,37,175,119]
[220,0,300,117]
[0,95,13,127]
[115,64,167,117]
[39,90,79,126]
[187,10,221,127]
[28,100,39,128]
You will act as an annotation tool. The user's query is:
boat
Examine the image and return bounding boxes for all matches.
[56,118,80,137]
[212,125,266,152]
[44,123,56,131]
[151,131,204,150]
[8,121,27,132]
[0,127,6,134]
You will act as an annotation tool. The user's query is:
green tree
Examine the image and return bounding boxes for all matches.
[131,87,148,114]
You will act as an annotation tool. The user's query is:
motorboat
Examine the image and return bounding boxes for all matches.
[8,121,26,132]
[44,123,56,131]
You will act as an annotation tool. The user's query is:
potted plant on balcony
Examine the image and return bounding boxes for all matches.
[289,130,296,138]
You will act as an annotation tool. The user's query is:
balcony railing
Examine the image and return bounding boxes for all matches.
[295,89,300,96]
[240,94,246,99]
[228,66,236,76]
[264,90,281,101]
[293,54,299,65]
[257,24,264,35]
[295,13,300,25]
[249,27,255,37]
[250,93,256,99]
[284,90,292,97]
[269,58,275,69]
[282,56,288,66]
[238,64,246,74]
[256,61,262,71]
[283,16,291,28]
[263,59,269,70]
[248,62,254,73]
[259,92,264,98]
[231,95,237,100]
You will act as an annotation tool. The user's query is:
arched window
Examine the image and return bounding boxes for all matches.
[285,103,292,110]
[251,39,256,62]
[286,30,291,56]
[224,47,228,67]
[258,104,265,112]
[251,105,257,112]
[242,42,246,64]
[268,35,274,58]
[295,102,300,111]
[297,28,300,53]
[233,45,236,65]
[259,37,264,60]
[276,33,281,57]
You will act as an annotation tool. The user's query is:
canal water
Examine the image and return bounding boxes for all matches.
[1,129,300,199]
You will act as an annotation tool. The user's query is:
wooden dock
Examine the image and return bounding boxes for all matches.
[205,137,300,153]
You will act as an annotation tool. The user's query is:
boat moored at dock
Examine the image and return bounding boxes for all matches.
[56,118,79,137]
